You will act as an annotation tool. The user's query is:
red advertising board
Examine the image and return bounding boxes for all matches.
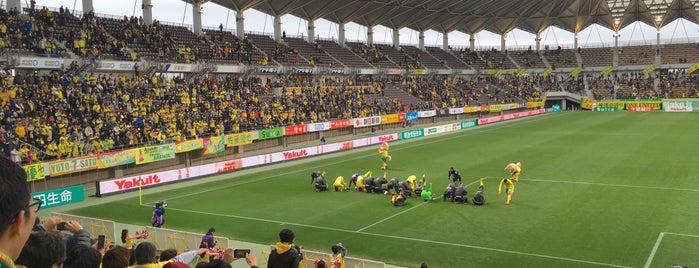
[627,106,654,112]
[330,119,351,129]
[284,124,308,136]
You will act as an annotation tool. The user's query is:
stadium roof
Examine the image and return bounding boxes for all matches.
[192,0,699,36]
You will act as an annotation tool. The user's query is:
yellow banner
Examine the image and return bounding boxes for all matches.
[485,69,497,75]
[203,136,226,155]
[225,132,253,147]
[517,69,527,77]
[489,104,503,112]
[688,62,699,74]
[569,67,582,77]
[24,163,45,182]
[135,144,176,165]
[508,69,517,75]
[581,98,596,110]
[527,101,544,108]
[380,114,400,124]
[464,106,479,113]
[175,139,203,153]
[412,69,425,75]
[49,157,98,176]
[601,66,614,75]
[542,67,553,78]
[494,69,503,77]
[642,64,656,75]
[97,149,136,168]
[596,101,661,110]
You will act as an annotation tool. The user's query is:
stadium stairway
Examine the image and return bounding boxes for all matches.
[381,84,424,108]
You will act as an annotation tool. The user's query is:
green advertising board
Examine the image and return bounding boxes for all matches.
[32,185,85,209]
[460,120,477,129]
[400,129,425,140]
[593,107,618,112]
[258,127,284,140]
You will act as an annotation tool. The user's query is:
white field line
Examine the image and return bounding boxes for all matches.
[644,232,699,268]
[162,204,631,268]
[527,179,699,193]
[355,178,485,232]
[155,114,560,203]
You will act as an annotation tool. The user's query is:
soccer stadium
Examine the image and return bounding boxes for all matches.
[1,0,699,267]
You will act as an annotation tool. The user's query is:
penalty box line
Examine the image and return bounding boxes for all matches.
[162,204,631,268]
[644,232,699,268]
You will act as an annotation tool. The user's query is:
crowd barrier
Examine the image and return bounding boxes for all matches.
[50,212,116,243]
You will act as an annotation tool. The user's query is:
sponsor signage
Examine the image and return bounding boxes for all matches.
[424,123,461,136]
[627,106,654,112]
[593,107,618,112]
[258,67,279,73]
[330,119,351,129]
[405,112,418,121]
[49,157,98,176]
[284,124,308,136]
[460,120,477,129]
[380,113,404,124]
[33,185,84,209]
[329,69,345,74]
[163,63,193,72]
[352,116,382,128]
[214,65,244,73]
[449,108,464,114]
[386,69,402,75]
[478,109,545,125]
[465,106,481,113]
[400,129,425,140]
[663,101,693,112]
[258,127,284,140]
[297,68,313,74]
[307,122,331,132]
[418,110,436,117]
[97,61,134,71]
[17,57,64,69]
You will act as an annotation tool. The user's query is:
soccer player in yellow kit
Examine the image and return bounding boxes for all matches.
[378,142,390,170]
[505,162,522,182]
[498,178,515,205]
[333,176,348,191]
[406,175,417,189]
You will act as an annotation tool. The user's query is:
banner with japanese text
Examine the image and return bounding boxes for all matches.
[175,139,203,153]
[330,119,351,129]
[97,149,136,168]
[24,163,46,182]
[284,124,308,136]
[225,132,253,147]
[380,113,403,124]
[135,144,176,165]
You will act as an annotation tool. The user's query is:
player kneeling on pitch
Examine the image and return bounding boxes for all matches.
[372,176,388,193]
[444,183,457,202]
[399,181,413,197]
[390,189,406,206]
[454,184,467,204]
[312,171,328,192]
[363,176,375,193]
[472,180,485,205]
[333,176,348,191]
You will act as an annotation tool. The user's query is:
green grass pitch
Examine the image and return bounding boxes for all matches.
[65,112,699,268]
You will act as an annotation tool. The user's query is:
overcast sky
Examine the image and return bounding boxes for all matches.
[28,0,699,50]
